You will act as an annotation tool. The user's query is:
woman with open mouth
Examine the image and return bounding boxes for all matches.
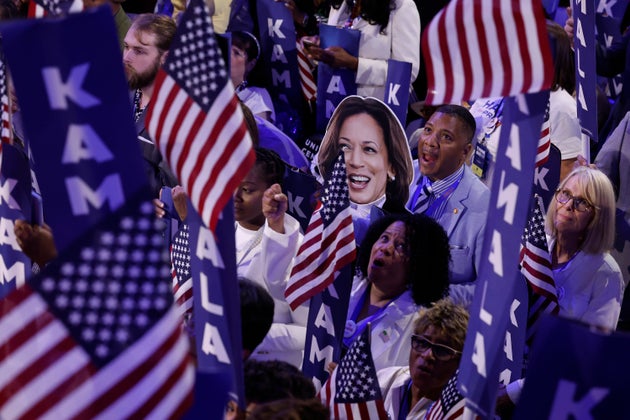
[341,212,451,372]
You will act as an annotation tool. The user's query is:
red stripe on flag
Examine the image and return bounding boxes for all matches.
[165,97,195,164]
[437,13,454,103]
[126,354,192,419]
[70,327,182,418]
[18,346,95,420]
[455,1,473,101]
[173,105,206,178]
[474,3,493,98]
[423,0,553,104]
[185,95,239,190]
[492,2,512,97]
[513,5,532,92]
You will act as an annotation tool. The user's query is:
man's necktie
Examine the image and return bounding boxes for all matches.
[413,184,433,213]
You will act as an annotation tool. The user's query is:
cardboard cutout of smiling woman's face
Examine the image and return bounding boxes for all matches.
[337,113,394,204]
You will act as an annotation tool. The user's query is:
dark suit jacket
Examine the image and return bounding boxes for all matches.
[135,107,179,198]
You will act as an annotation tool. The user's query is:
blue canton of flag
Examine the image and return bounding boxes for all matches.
[319,325,387,419]
[285,153,356,310]
[171,223,193,319]
[147,0,255,233]
[0,199,195,419]
[321,156,351,224]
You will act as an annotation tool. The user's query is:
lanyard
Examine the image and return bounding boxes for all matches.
[343,287,399,348]
[133,89,144,123]
[398,380,413,420]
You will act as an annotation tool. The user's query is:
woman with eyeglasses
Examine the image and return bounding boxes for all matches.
[343,212,450,372]
[376,299,468,419]
[496,166,626,415]
[546,166,624,330]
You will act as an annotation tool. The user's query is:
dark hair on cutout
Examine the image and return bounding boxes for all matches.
[254,147,286,188]
[357,213,450,306]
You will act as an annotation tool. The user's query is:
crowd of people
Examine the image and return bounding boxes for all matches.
[4,0,630,418]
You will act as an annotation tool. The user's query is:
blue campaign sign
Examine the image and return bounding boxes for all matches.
[572,0,598,140]
[301,264,352,391]
[0,6,147,254]
[458,92,548,417]
[385,60,412,128]
[256,0,302,112]
[595,7,626,102]
[315,25,360,131]
[532,143,561,211]
[499,274,528,386]
[515,316,630,419]
[187,200,245,409]
[282,167,317,232]
[0,144,34,296]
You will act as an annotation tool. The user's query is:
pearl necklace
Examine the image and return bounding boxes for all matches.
[236,225,264,267]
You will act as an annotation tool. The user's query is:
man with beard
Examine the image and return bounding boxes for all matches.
[123,13,179,197]
[406,105,490,309]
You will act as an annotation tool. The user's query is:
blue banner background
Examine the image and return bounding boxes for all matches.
[256,0,302,112]
[384,59,412,128]
[188,200,245,410]
[573,0,598,140]
[515,316,630,419]
[315,25,359,132]
[0,6,147,253]
[301,265,352,390]
[458,92,548,416]
[0,144,34,296]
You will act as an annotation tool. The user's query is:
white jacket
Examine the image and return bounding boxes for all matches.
[240,215,308,368]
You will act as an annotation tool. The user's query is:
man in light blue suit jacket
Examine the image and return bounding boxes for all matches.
[407,105,490,307]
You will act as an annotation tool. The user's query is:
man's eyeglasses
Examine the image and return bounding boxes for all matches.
[410,335,461,361]
[555,189,596,212]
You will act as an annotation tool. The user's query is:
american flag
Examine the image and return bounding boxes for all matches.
[285,153,356,310]
[0,199,195,419]
[171,223,193,319]
[28,0,82,17]
[425,370,467,420]
[422,0,553,105]
[536,98,551,167]
[0,42,12,172]
[146,0,255,232]
[297,38,317,102]
[318,325,387,419]
[519,194,558,342]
